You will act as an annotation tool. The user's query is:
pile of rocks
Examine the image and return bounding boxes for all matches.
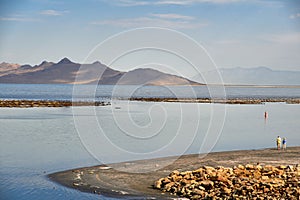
[154,164,300,199]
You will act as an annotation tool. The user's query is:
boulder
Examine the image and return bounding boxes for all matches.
[153,164,300,199]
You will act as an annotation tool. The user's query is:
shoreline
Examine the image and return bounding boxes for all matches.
[1,97,300,107]
[48,147,300,199]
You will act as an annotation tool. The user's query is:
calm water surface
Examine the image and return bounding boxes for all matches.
[1,84,300,100]
[0,84,300,199]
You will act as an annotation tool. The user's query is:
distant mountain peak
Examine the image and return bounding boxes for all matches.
[256,66,272,71]
[20,64,32,69]
[40,60,49,65]
[0,59,203,85]
[92,61,102,65]
[193,66,300,85]
[58,57,73,64]
[230,66,272,71]
[130,68,160,73]
[0,62,21,68]
[130,68,148,71]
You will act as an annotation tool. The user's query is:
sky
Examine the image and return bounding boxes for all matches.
[0,0,300,73]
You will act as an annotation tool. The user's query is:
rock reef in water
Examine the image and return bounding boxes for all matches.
[154,164,300,199]
[0,100,110,107]
[1,97,300,108]
[129,97,300,104]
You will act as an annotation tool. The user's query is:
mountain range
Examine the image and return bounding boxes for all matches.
[0,58,201,85]
[1,59,299,85]
[193,66,300,86]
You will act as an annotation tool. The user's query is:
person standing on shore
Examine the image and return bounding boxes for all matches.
[276,136,281,150]
[282,138,287,150]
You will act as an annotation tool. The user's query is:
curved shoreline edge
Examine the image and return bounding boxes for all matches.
[48,147,300,199]
[1,97,300,108]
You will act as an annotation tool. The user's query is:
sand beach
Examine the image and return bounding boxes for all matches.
[49,147,300,199]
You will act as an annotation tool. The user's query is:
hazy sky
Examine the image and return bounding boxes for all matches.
[0,0,300,71]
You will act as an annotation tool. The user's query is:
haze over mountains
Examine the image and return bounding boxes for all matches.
[1,58,299,85]
[0,58,201,85]
[193,67,300,85]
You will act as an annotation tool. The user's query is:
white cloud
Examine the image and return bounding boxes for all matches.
[214,39,241,45]
[155,0,242,5]
[153,0,191,5]
[263,32,300,44]
[91,12,201,29]
[108,0,151,6]
[0,17,40,22]
[39,10,69,16]
[105,0,287,7]
[150,13,195,20]
[290,13,300,19]
[91,17,206,29]
[106,0,244,6]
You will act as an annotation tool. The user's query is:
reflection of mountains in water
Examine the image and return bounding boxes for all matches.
[0,58,202,85]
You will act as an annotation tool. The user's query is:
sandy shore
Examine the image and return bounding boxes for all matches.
[48,147,300,199]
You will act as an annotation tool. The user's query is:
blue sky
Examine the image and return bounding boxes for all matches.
[0,0,300,72]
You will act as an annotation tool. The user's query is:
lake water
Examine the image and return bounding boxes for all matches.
[1,84,300,101]
[0,84,300,199]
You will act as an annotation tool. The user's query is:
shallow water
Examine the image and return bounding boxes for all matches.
[0,102,299,199]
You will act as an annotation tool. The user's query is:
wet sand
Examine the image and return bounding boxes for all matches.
[48,147,300,199]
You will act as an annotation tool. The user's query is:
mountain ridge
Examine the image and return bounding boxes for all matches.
[0,58,202,85]
[2,59,299,85]
[192,66,300,85]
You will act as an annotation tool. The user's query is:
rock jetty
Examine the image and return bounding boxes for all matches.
[130,97,300,104]
[0,100,110,107]
[154,164,300,199]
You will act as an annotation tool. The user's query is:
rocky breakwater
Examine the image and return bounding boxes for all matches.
[129,97,300,104]
[0,100,111,107]
[154,164,300,199]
